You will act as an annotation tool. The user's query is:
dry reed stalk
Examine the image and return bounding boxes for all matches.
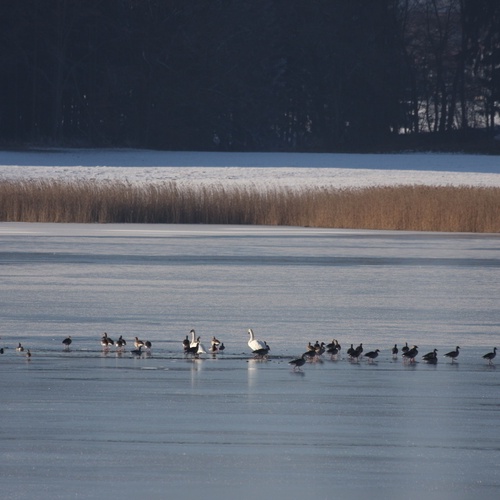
[0,179,498,232]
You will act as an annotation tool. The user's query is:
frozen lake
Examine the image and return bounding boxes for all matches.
[1,223,500,499]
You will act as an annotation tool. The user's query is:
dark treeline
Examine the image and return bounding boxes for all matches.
[1,0,499,152]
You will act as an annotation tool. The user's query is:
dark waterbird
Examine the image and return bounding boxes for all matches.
[131,345,143,356]
[289,353,307,371]
[252,343,270,358]
[327,345,339,358]
[116,335,127,348]
[482,347,497,365]
[402,345,418,363]
[62,336,72,348]
[364,349,380,362]
[444,346,460,362]
[346,344,355,357]
[101,332,113,347]
[184,342,199,356]
[422,348,438,362]
[349,346,363,362]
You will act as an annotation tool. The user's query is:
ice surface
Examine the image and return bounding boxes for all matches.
[1,223,500,500]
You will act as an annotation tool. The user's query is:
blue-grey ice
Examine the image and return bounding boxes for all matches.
[1,223,499,500]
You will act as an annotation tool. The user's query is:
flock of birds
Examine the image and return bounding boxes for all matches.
[243,328,497,371]
[287,340,497,371]
[1,330,497,370]
[182,329,226,355]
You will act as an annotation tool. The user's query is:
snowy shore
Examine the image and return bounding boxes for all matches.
[1,149,500,189]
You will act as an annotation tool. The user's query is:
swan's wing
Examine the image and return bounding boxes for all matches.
[248,339,267,351]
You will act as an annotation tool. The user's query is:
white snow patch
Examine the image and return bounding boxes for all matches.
[1,149,499,189]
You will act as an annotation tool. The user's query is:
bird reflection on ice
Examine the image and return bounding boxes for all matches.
[246,358,268,389]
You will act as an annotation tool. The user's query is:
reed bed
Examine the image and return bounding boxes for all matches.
[0,179,499,232]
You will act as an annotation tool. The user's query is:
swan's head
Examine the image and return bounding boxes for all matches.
[248,328,253,336]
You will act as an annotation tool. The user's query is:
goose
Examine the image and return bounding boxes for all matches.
[444,346,460,362]
[210,337,221,352]
[392,344,398,357]
[349,343,363,360]
[326,344,339,358]
[289,353,307,371]
[0,348,4,354]
[131,345,143,356]
[483,347,497,364]
[422,348,438,362]
[402,345,418,363]
[252,342,270,358]
[365,349,380,361]
[116,336,127,348]
[347,344,355,357]
[62,336,72,348]
[184,342,199,356]
[182,335,190,350]
[16,343,24,352]
[349,347,362,362]
[218,343,225,352]
[303,350,317,361]
[401,342,409,354]
[26,349,31,359]
[252,348,269,357]
[325,339,336,350]
[247,328,267,352]
[306,342,316,352]
[315,342,326,356]
[134,336,145,349]
[101,333,113,347]
[145,340,152,349]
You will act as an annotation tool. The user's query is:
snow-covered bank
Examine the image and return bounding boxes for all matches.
[1,149,499,189]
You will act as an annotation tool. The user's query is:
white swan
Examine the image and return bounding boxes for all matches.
[189,329,198,348]
[247,328,267,351]
[196,339,207,354]
[189,330,207,353]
